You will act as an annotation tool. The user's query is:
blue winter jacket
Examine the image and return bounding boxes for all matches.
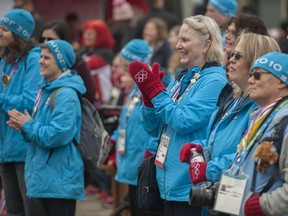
[0,47,41,162]
[196,96,258,216]
[229,103,288,216]
[200,96,258,182]
[141,63,227,201]
[21,71,86,200]
[113,85,158,186]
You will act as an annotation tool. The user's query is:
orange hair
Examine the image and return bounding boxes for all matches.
[82,20,115,49]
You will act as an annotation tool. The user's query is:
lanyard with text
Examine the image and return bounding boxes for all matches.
[171,67,201,102]
[32,88,43,118]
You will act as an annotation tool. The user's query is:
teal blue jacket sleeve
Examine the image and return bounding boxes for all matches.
[151,76,225,135]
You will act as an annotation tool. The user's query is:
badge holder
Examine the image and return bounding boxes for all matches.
[117,129,126,155]
[213,165,248,215]
[155,133,170,168]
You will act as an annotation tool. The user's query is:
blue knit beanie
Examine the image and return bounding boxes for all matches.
[120,39,151,64]
[208,0,238,17]
[46,40,76,72]
[0,9,35,41]
[252,52,288,85]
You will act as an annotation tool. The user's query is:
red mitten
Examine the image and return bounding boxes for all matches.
[144,150,154,159]
[179,143,203,163]
[129,61,165,100]
[142,70,165,107]
[189,162,207,185]
[244,194,265,216]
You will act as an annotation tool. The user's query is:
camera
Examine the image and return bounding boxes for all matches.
[189,182,218,208]
[189,182,229,216]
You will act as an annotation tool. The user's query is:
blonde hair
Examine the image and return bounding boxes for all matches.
[233,33,281,98]
[183,15,223,63]
[236,32,281,70]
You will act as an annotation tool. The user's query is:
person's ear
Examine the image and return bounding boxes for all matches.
[278,81,287,90]
[202,40,211,55]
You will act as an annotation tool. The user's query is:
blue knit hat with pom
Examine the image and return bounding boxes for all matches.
[0,9,35,41]
[46,40,76,72]
[120,39,151,64]
[252,52,288,85]
[208,0,238,17]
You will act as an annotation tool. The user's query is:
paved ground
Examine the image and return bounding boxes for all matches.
[76,194,113,216]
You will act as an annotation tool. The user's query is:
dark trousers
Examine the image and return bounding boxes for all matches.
[163,200,202,216]
[0,162,44,216]
[40,198,76,216]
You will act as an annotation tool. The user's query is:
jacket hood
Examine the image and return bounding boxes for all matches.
[39,70,86,95]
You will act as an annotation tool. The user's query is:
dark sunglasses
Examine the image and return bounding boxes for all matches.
[40,37,56,42]
[230,51,244,60]
[249,71,270,80]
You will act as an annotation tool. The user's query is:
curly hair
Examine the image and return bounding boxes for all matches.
[227,13,268,37]
[4,33,35,66]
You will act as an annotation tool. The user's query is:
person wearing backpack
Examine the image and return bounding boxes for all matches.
[0,8,44,216]
[7,40,86,216]
[217,52,288,216]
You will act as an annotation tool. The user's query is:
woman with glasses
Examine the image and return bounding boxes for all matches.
[229,52,288,216]
[180,33,280,215]
[128,15,227,216]
[223,13,268,72]
[39,20,96,104]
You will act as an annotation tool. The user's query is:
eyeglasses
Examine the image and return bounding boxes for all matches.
[193,15,205,22]
[40,37,56,42]
[249,71,270,80]
[230,51,244,60]
[225,29,238,37]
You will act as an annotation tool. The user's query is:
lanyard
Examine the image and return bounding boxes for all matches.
[237,97,288,156]
[171,67,201,102]
[237,101,277,153]
[32,88,43,117]
[126,87,141,118]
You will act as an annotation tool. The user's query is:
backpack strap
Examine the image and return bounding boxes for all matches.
[49,87,80,147]
[49,87,64,112]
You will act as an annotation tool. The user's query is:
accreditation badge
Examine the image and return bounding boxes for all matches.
[155,133,170,168]
[213,169,247,215]
[117,129,126,155]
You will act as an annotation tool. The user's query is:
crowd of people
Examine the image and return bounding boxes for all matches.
[0,0,288,216]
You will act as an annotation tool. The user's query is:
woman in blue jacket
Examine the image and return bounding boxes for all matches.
[7,40,86,216]
[0,9,43,215]
[229,52,288,216]
[112,39,158,216]
[179,33,281,215]
[128,15,227,216]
